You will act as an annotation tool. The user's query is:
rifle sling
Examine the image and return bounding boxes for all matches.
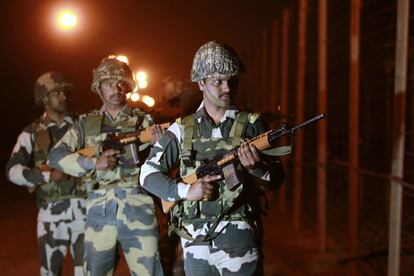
[262,145,292,157]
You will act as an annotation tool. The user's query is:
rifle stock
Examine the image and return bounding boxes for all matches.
[77,123,170,158]
[160,113,326,214]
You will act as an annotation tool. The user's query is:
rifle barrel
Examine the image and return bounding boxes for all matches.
[291,113,326,132]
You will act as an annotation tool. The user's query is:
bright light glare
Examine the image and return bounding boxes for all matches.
[126,92,131,99]
[138,80,148,89]
[136,71,147,82]
[142,95,155,107]
[116,55,129,64]
[56,10,77,30]
[130,92,140,102]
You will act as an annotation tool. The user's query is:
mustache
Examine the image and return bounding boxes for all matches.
[110,93,125,99]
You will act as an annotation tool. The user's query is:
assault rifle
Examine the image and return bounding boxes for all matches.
[161,113,326,213]
[78,123,171,158]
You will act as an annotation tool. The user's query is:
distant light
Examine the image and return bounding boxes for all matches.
[56,9,77,31]
[130,92,140,102]
[136,71,147,82]
[126,92,131,99]
[138,80,148,89]
[142,95,155,107]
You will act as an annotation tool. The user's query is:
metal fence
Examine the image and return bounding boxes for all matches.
[242,0,414,274]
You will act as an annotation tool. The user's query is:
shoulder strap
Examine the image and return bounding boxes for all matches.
[132,108,147,129]
[84,112,102,137]
[181,114,195,159]
[229,111,249,147]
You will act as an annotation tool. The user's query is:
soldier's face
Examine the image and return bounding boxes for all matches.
[199,77,232,107]
[44,89,68,113]
[99,79,129,107]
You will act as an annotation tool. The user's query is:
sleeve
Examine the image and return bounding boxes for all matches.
[6,126,47,187]
[139,122,191,201]
[47,119,97,177]
[244,116,285,190]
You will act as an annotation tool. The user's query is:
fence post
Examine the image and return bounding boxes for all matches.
[261,28,269,111]
[348,0,361,274]
[388,0,409,275]
[279,8,290,212]
[317,0,328,253]
[270,20,279,113]
[293,0,308,229]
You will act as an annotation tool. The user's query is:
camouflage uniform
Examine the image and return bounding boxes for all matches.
[140,41,283,276]
[141,104,279,275]
[48,58,163,276]
[6,72,86,276]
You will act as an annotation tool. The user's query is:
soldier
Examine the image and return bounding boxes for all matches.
[47,57,164,276]
[6,72,86,276]
[140,41,284,275]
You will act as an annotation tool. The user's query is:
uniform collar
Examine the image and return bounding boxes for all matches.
[99,104,133,119]
[41,112,74,127]
[195,101,238,123]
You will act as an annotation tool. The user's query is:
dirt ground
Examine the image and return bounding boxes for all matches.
[0,172,349,275]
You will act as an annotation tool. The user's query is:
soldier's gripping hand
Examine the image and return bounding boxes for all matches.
[96,149,120,171]
[151,124,165,145]
[185,175,221,201]
[238,142,262,170]
[50,168,69,182]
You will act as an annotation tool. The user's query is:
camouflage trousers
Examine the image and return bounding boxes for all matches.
[37,217,85,276]
[84,187,163,276]
[180,221,260,276]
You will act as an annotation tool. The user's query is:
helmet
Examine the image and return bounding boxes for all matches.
[190,41,240,82]
[34,72,73,105]
[91,57,136,94]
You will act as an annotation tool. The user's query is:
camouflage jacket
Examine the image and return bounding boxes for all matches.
[6,112,86,214]
[48,105,152,189]
[140,102,270,210]
[140,105,278,249]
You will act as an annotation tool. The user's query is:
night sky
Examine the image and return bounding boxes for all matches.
[0,0,283,157]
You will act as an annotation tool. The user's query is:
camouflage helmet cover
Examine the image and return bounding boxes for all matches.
[190,41,240,82]
[34,72,73,105]
[91,57,136,94]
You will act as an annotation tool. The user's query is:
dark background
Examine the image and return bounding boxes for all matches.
[2,0,414,275]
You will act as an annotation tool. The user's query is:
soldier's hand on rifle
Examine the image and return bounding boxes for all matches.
[186,174,221,201]
[238,142,261,170]
[96,149,120,171]
[151,124,165,145]
[50,168,69,182]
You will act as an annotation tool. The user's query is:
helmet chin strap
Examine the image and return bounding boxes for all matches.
[203,82,229,108]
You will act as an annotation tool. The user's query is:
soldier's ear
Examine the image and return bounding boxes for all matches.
[197,81,205,92]
[41,96,49,106]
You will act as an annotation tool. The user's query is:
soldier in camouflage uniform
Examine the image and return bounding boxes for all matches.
[47,57,164,276]
[6,72,86,276]
[140,41,284,275]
